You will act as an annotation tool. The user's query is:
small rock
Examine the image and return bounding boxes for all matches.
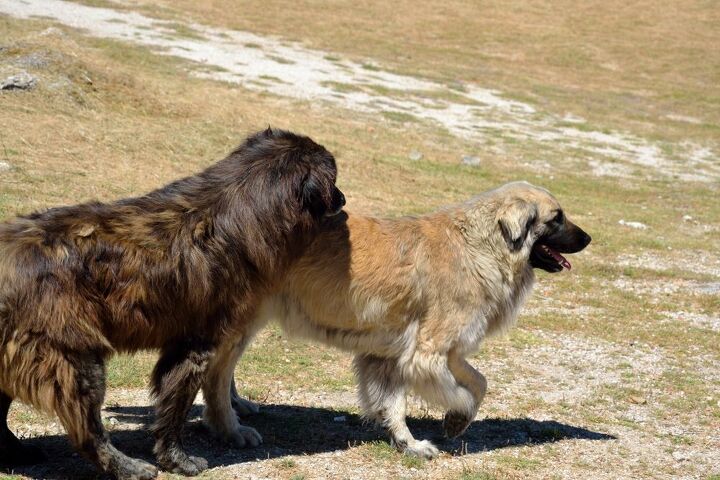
[16,52,51,69]
[408,150,423,161]
[672,451,690,462]
[618,219,648,230]
[39,27,64,37]
[696,282,720,295]
[628,395,647,405]
[462,155,481,167]
[1,71,38,90]
[333,415,346,423]
[0,161,10,172]
[682,215,693,222]
[108,417,118,426]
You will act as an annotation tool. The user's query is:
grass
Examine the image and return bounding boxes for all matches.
[457,469,497,480]
[1,3,719,480]
[157,21,205,40]
[381,111,421,123]
[495,454,541,471]
[276,458,297,469]
[104,0,720,146]
[107,354,158,388]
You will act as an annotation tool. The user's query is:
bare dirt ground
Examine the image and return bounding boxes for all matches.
[1,1,719,479]
[5,324,719,480]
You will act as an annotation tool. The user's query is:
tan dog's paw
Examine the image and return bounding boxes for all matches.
[402,439,440,459]
[228,425,263,448]
[443,410,473,439]
[231,395,260,416]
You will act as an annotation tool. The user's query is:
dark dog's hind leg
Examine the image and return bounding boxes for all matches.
[151,342,213,476]
[55,353,157,480]
[0,392,46,465]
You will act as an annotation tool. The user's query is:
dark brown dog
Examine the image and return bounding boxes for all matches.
[0,128,344,479]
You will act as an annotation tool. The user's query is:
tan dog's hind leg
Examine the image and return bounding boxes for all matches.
[354,354,440,459]
[230,377,259,416]
[202,340,262,448]
[443,354,487,438]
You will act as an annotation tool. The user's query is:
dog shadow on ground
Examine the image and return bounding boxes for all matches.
[3,403,615,479]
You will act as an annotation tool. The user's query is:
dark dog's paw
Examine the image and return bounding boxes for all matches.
[443,410,473,439]
[186,456,209,475]
[116,457,159,480]
[157,447,208,476]
[170,455,208,476]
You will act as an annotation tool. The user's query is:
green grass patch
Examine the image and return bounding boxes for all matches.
[496,454,541,470]
[363,440,396,461]
[381,111,420,123]
[259,74,285,83]
[276,458,297,469]
[457,469,498,480]
[156,21,206,40]
[266,54,295,64]
[321,80,362,94]
[106,353,157,388]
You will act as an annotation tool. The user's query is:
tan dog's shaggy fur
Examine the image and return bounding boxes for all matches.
[211,181,590,457]
[0,128,344,479]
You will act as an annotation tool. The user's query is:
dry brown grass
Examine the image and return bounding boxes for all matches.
[117,0,720,142]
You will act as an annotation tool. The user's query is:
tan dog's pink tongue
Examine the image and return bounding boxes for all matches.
[546,246,571,270]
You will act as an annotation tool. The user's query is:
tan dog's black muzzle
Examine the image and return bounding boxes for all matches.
[531,219,591,272]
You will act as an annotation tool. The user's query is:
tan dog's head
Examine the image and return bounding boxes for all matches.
[494,182,591,272]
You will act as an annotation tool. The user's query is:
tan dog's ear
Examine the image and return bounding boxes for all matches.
[497,199,537,252]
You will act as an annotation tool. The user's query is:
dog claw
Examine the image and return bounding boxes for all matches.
[229,425,263,448]
[157,446,208,477]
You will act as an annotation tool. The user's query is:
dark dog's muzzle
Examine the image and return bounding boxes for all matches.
[326,188,346,217]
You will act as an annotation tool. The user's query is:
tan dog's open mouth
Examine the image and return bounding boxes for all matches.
[533,243,572,270]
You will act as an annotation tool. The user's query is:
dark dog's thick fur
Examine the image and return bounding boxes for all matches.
[0,128,344,479]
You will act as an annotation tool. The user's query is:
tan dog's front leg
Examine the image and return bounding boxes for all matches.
[354,354,440,459]
[443,353,487,438]
[202,340,262,448]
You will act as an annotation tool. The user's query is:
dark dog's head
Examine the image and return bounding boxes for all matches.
[495,182,591,272]
[233,128,345,223]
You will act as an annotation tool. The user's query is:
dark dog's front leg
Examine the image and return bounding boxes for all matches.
[151,342,213,476]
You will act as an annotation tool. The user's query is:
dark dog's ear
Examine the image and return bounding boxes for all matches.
[301,172,330,216]
[497,199,537,251]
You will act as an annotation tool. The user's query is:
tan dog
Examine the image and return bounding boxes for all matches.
[205,181,591,458]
